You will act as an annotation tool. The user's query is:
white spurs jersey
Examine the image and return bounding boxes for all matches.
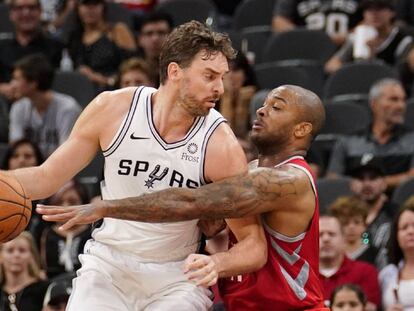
[93,86,226,262]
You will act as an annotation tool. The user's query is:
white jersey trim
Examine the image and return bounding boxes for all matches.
[102,87,144,157]
[199,117,226,185]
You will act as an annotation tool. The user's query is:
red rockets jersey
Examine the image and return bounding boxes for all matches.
[219,156,326,311]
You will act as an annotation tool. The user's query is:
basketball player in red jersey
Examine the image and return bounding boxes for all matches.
[38,85,328,310]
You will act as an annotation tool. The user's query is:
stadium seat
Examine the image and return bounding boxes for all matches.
[323,61,397,100]
[320,102,371,136]
[316,177,352,214]
[52,71,97,108]
[405,98,414,130]
[0,143,8,167]
[262,29,336,64]
[254,62,310,90]
[0,96,8,143]
[156,0,218,27]
[239,26,272,64]
[0,3,14,36]
[391,177,414,206]
[232,0,275,30]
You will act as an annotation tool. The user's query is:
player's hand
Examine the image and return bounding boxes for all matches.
[183,254,219,288]
[36,201,105,231]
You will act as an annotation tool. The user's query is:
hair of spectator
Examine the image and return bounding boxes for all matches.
[230,52,258,88]
[388,195,414,265]
[368,78,404,102]
[328,196,369,224]
[14,54,55,91]
[9,0,41,8]
[138,10,174,33]
[0,231,44,283]
[1,138,44,170]
[118,57,154,86]
[48,179,90,206]
[330,283,367,307]
[158,20,236,85]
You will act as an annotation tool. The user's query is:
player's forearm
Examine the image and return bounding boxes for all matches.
[8,166,60,200]
[211,234,267,278]
[100,178,256,222]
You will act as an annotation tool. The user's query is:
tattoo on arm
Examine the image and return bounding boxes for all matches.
[104,167,301,222]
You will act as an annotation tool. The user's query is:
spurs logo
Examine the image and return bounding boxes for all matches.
[144,165,169,189]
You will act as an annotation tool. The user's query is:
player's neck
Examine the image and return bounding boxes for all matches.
[152,88,198,142]
[258,149,306,167]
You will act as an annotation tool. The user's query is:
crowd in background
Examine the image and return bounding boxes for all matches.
[1,0,414,310]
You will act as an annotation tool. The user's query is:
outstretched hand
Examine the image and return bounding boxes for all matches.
[183,254,219,288]
[36,202,105,231]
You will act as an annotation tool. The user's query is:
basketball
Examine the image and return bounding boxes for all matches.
[0,174,32,243]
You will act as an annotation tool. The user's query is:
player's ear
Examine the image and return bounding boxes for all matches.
[167,62,181,82]
[294,122,312,138]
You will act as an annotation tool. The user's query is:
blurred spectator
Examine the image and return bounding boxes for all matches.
[117,57,155,88]
[329,196,384,269]
[0,138,47,248]
[0,138,44,170]
[9,54,81,157]
[272,0,362,46]
[0,0,63,101]
[379,196,414,310]
[42,272,74,311]
[325,0,413,74]
[319,214,381,310]
[0,231,49,311]
[136,10,173,84]
[349,159,396,265]
[67,0,137,90]
[327,78,414,190]
[330,284,367,311]
[40,180,91,278]
[220,52,257,138]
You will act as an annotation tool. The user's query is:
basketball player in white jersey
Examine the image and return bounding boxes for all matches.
[1,21,267,310]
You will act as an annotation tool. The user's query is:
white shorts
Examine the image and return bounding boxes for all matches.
[66,240,213,311]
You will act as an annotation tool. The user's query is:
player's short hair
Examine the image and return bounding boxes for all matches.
[159,20,236,84]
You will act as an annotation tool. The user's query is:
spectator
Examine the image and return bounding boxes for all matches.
[349,158,396,266]
[9,54,81,157]
[136,10,173,84]
[325,0,413,74]
[329,196,384,269]
[0,0,63,101]
[117,57,155,88]
[379,196,414,310]
[40,180,91,278]
[330,284,367,311]
[319,214,381,310]
[42,272,74,311]
[327,78,414,190]
[0,138,47,249]
[220,52,258,138]
[1,138,44,170]
[272,0,362,46]
[0,231,49,311]
[67,0,137,90]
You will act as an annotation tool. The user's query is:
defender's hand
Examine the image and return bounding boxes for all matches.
[183,254,219,288]
[36,201,105,231]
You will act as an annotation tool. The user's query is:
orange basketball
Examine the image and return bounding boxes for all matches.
[0,174,32,243]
